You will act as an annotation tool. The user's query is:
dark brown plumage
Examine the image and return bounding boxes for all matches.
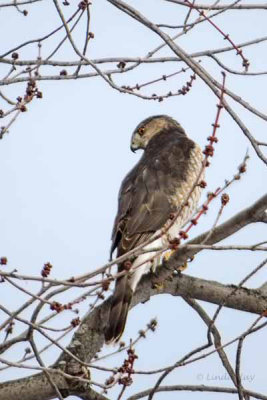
[105,115,203,343]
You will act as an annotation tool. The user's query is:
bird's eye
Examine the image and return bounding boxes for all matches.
[138,127,145,136]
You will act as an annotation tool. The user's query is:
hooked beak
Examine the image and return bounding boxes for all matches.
[131,143,139,153]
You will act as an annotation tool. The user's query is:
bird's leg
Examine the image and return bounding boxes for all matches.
[163,236,195,271]
[149,254,161,274]
[150,257,165,290]
[163,249,176,261]
[163,236,180,263]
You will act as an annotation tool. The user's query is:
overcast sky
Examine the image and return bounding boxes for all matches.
[0,1,266,399]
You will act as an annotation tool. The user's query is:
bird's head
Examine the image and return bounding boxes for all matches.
[130,115,184,152]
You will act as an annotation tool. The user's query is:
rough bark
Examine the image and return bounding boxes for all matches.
[0,194,266,400]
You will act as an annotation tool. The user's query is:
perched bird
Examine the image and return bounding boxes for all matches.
[105,115,203,343]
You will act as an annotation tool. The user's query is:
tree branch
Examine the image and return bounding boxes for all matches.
[165,1,267,11]
[107,0,267,164]
[0,195,266,400]
[127,384,267,400]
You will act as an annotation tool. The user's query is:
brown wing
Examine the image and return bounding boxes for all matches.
[106,131,196,343]
[110,134,195,259]
[106,153,173,343]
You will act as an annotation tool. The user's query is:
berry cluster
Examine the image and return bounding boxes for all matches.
[118,348,138,387]
[41,262,53,278]
[0,257,7,265]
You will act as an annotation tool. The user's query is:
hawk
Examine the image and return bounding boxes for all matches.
[105,115,203,343]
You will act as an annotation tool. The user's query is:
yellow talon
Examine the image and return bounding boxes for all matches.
[176,255,194,272]
[177,262,188,272]
[152,281,164,291]
[163,249,176,261]
[164,251,192,272]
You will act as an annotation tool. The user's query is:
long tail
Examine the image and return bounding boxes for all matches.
[105,275,133,343]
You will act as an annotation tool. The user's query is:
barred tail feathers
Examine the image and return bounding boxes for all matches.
[105,251,158,343]
[105,275,132,343]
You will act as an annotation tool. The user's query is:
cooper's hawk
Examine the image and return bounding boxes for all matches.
[105,115,203,343]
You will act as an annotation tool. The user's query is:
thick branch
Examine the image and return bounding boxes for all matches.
[138,273,267,315]
[0,372,108,400]
[57,194,267,365]
[166,193,267,270]
[0,373,66,400]
[0,195,266,400]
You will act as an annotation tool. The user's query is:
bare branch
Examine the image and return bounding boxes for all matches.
[127,385,267,400]
[107,0,267,163]
[165,1,267,10]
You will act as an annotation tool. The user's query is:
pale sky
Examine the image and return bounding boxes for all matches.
[0,1,266,399]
